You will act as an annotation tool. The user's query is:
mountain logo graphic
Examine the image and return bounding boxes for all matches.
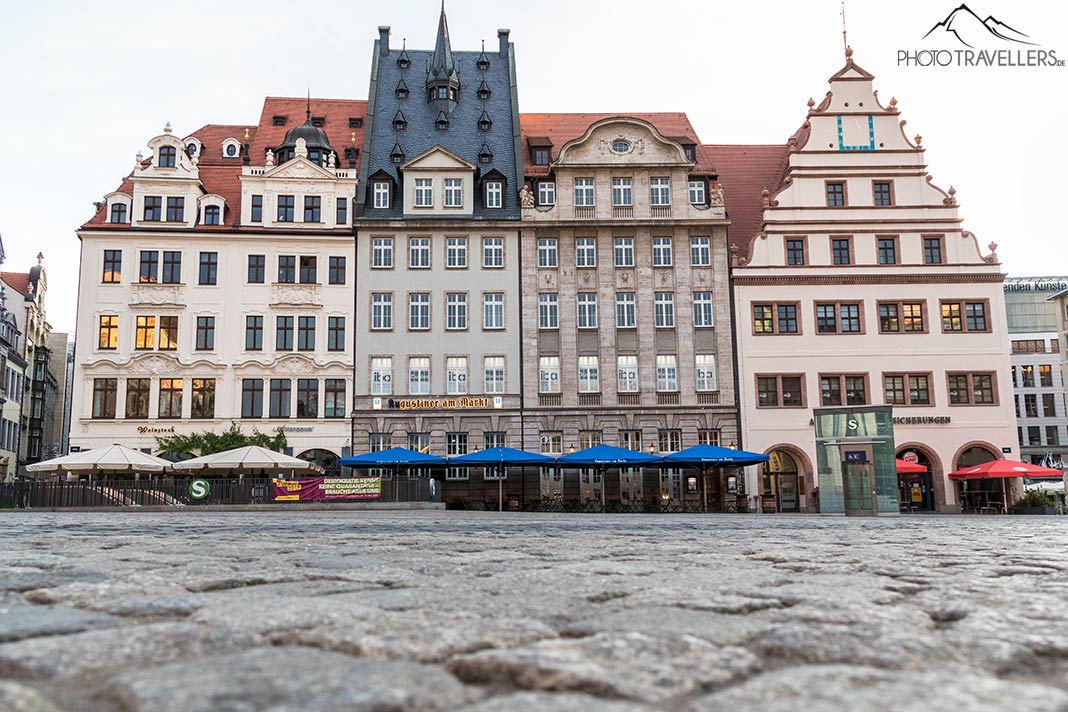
[922,4,1036,48]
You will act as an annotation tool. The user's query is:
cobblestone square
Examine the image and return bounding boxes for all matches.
[2,511,1068,711]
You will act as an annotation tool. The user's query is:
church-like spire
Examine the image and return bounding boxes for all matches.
[429,2,457,82]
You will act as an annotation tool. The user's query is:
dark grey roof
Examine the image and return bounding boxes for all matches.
[358,35,520,220]
[428,9,458,84]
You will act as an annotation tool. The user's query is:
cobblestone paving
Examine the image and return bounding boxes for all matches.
[2,511,1068,711]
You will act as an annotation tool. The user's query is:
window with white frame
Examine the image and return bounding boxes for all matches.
[656,354,678,391]
[654,292,675,328]
[574,178,595,207]
[484,356,506,393]
[578,356,600,393]
[538,181,556,206]
[408,357,430,395]
[616,292,636,328]
[540,431,563,455]
[372,237,393,268]
[611,178,633,206]
[652,237,673,266]
[446,293,468,330]
[485,181,502,208]
[409,293,430,330]
[695,354,717,391]
[693,291,714,327]
[614,237,634,267]
[690,236,711,266]
[483,292,504,329]
[698,429,721,446]
[371,356,393,395]
[617,355,638,392]
[539,356,561,393]
[446,356,468,394]
[575,237,596,267]
[445,432,469,480]
[414,178,433,207]
[443,179,462,208]
[373,182,391,209]
[371,292,393,330]
[482,237,504,267]
[577,293,598,329]
[650,177,671,205]
[408,237,430,268]
[537,238,558,268]
[539,293,559,329]
[446,237,467,268]
[688,180,706,205]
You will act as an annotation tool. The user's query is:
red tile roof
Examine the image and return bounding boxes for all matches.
[1,272,31,297]
[702,144,790,256]
[249,97,366,165]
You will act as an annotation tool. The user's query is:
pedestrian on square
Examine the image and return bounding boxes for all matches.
[14,475,28,509]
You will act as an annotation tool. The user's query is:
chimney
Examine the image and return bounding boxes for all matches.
[378,26,391,57]
[498,28,510,58]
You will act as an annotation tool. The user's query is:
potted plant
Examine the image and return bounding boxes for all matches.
[1010,490,1058,515]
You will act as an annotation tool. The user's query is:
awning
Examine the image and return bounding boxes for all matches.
[338,448,447,467]
[662,444,768,466]
[171,445,324,474]
[448,447,556,466]
[948,459,1062,480]
[896,459,927,474]
[558,444,661,466]
[25,445,173,474]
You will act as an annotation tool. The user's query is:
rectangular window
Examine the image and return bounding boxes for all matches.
[446,356,468,395]
[878,301,925,333]
[883,373,932,406]
[198,252,218,285]
[158,378,183,418]
[1047,426,1060,446]
[446,293,468,330]
[532,147,551,165]
[575,237,596,267]
[753,303,798,334]
[873,181,893,206]
[484,356,506,394]
[371,293,393,330]
[110,203,128,224]
[941,300,989,333]
[277,195,295,222]
[102,250,122,283]
[618,430,641,452]
[695,354,717,391]
[617,355,638,392]
[485,181,502,208]
[446,237,468,268]
[373,182,390,209]
[688,180,706,205]
[656,355,678,392]
[785,239,806,266]
[1020,365,1035,387]
[538,356,561,393]
[409,293,430,330]
[611,178,633,206]
[159,251,181,284]
[537,238,558,268]
[616,292,636,328]
[92,378,117,419]
[757,374,804,408]
[276,315,294,350]
[143,196,162,222]
[125,378,150,419]
[825,182,845,207]
[324,379,346,418]
[820,374,868,406]
[877,237,898,265]
[269,379,291,418]
[297,316,316,351]
[693,291,714,327]
[817,302,862,334]
[98,315,119,350]
[446,433,469,481]
[247,255,265,283]
[336,197,347,225]
[538,293,559,329]
[614,237,634,267]
[408,357,430,395]
[241,378,263,418]
[190,378,215,419]
[483,293,504,330]
[698,429,721,447]
[195,316,215,350]
[251,194,263,222]
[690,237,711,266]
[538,181,556,206]
[245,315,263,350]
[165,197,185,222]
[278,255,296,283]
[139,250,159,283]
[443,178,462,207]
[947,372,996,405]
[658,429,681,454]
[650,177,670,205]
[482,237,504,268]
[652,237,673,266]
[296,379,318,418]
[414,178,433,207]
[1024,394,1039,418]
[299,255,317,284]
[578,355,600,393]
[156,316,177,350]
[372,238,394,268]
[302,196,321,223]
[408,237,430,268]
[574,178,595,207]
[1039,365,1053,387]
[831,238,852,265]
[328,256,346,284]
[654,292,675,328]
[371,357,393,395]
[576,293,598,329]
[923,237,944,264]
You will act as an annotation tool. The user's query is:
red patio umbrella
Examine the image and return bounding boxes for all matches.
[896,459,927,474]
[948,459,1062,515]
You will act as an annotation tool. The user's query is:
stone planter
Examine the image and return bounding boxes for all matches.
[1010,506,1058,515]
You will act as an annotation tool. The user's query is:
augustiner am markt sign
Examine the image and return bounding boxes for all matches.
[372,396,504,411]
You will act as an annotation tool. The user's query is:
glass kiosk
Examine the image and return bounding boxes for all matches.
[814,406,899,516]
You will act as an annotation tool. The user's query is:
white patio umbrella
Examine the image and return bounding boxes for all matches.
[171,445,324,475]
[25,444,173,475]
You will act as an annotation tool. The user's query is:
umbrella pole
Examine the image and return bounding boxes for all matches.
[1002,478,1007,515]
[702,466,708,514]
[498,466,503,512]
[601,467,606,514]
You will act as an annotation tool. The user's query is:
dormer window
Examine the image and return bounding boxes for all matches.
[158,146,176,168]
[222,138,241,158]
[390,143,405,164]
[110,203,128,224]
[531,148,550,166]
[476,80,491,100]
[396,80,409,99]
[203,205,221,226]
[485,181,503,209]
[393,110,408,131]
[476,44,490,70]
[311,116,325,128]
[344,147,358,166]
[478,112,492,132]
[373,181,391,209]
[397,44,412,69]
[272,115,287,126]
[683,145,697,161]
[479,143,493,164]
[226,144,238,157]
[435,111,449,130]
[349,117,363,128]
[185,143,198,157]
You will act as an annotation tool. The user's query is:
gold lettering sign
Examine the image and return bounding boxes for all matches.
[137,426,176,434]
[397,396,491,411]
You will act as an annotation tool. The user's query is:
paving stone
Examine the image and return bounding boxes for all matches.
[0,681,66,712]
[98,646,480,712]
[460,691,654,711]
[0,593,118,643]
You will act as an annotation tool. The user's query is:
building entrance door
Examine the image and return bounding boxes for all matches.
[843,462,876,516]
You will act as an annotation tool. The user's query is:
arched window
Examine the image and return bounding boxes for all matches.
[158,146,176,168]
[110,203,128,224]
[203,205,221,225]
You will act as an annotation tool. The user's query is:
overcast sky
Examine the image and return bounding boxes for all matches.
[2,0,1065,334]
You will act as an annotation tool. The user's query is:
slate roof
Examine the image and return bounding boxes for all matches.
[360,43,520,219]
[702,144,790,255]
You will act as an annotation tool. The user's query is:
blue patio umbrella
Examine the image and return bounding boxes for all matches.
[558,445,662,512]
[661,444,769,466]
[449,447,557,512]
[339,448,447,467]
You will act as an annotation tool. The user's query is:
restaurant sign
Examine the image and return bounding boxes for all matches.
[272,477,381,501]
[373,396,504,411]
